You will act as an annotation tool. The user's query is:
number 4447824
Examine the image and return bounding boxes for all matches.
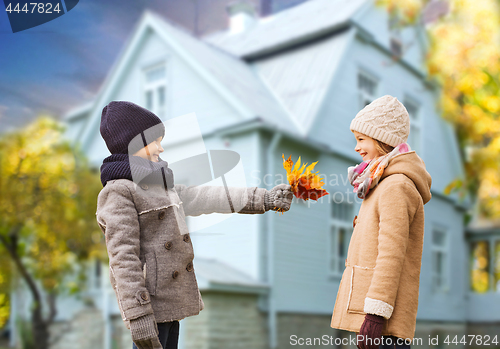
[444,335,498,346]
[5,3,61,14]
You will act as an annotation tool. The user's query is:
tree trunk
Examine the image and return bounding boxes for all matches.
[0,230,55,349]
[32,304,49,349]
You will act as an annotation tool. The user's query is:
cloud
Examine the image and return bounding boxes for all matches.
[0,80,87,133]
[0,83,72,114]
[0,104,33,133]
[0,0,211,133]
[0,105,7,120]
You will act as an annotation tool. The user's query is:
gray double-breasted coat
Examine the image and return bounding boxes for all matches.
[96,179,267,328]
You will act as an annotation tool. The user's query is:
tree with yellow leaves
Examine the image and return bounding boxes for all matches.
[378,0,500,220]
[0,252,11,330]
[0,117,104,349]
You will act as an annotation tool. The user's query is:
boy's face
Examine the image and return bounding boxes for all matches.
[133,136,164,162]
[353,131,380,162]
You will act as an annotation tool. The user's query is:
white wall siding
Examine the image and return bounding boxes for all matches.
[270,142,358,313]
[418,195,467,321]
[467,292,500,322]
[190,132,263,281]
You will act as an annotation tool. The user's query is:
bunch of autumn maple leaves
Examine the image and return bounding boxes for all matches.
[278,154,329,212]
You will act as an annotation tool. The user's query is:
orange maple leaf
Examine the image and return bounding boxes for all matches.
[282,154,329,201]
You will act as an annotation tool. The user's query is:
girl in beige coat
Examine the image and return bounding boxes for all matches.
[330,95,432,349]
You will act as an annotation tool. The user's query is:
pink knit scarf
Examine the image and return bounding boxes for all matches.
[348,143,411,199]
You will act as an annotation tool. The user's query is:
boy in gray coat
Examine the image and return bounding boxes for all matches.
[96,101,293,349]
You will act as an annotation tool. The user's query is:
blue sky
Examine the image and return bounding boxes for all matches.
[0,0,308,132]
[0,0,200,132]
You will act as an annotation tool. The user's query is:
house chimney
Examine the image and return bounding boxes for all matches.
[226,1,257,34]
[260,0,272,16]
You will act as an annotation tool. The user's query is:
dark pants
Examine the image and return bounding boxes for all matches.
[379,336,411,349]
[132,321,179,349]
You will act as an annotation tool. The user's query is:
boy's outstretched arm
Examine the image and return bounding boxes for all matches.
[174,184,293,216]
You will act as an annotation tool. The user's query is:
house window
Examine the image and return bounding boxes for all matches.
[329,201,354,276]
[470,241,490,293]
[87,259,101,290]
[388,11,403,58]
[431,227,448,292]
[390,37,403,58]
[405,98,420,153]
[358,72,378,108]
[94,259,101,289]
[143,64,167,117]
[469,239,500,293]
[494,241,500,291]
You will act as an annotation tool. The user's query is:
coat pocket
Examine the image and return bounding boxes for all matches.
[346,266,374,314]
[144,251,157,296]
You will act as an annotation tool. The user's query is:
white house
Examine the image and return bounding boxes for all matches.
[10,0,479,348]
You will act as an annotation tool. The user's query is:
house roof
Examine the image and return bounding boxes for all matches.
[466,215,500,233]
[204,0,367,58]
[75,11,303,148]
[149,12,302,134]
[194,257,269,293]
[65,100,93,121]
[253,28,353,133]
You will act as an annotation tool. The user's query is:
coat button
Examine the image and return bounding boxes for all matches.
[353,215,358,228]
[140,184,149,190]
[183,234,190,243]
[140,292,148,301]
[186,262,193,272]
[164,241,172,250]
[158,211,166,220]
[172,270,179,279]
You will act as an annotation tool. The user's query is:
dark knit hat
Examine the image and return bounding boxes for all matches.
[100,101,165,155]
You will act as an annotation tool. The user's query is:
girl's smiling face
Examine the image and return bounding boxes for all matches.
[353,131,381,161]
[133,136,164,162]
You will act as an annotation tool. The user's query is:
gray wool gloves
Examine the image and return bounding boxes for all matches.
[130,314,162,349]
[265,184,293,212]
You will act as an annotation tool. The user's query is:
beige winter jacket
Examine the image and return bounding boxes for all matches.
[331,151,432,340]
[96,179,267,327]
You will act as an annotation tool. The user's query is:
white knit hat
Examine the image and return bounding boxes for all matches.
[350,95,410,147]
